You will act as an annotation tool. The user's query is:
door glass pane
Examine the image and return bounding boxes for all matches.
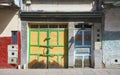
[40,31,47,45]
[30,31,38,45]
[59,31,67,45]
[50,31,57,45]
[75,24,82,28]
[84,31,91,45]
[75,48,90,54]
[49,25,58,28]
[59,25,68,28]
[40,25,48,28]
[30,25,38,28]
[75,31,82,46]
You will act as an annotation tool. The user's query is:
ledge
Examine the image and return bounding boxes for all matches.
[20,11,104,22]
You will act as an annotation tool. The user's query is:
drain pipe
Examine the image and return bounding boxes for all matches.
[96,0,99,11]
[95,0,103,11]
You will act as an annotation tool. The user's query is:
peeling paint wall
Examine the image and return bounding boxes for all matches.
[103,8,120,68]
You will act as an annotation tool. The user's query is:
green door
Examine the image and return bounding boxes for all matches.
[28,28,68,68]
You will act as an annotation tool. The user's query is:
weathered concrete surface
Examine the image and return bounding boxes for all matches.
[68,22,75,67]
[103,8,120,68]
[21,21,28,65]
[0,69,120,75]
[105,8,120,31]
[94,50,102,68]
[0,9,21,37]
[22,0,93,12]
[93,23,102,68]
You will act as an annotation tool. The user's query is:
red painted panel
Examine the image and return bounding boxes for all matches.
[0,31,21,68]
[18,31,21,65]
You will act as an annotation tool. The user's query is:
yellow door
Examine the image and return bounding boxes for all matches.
[28,25,68,68]
[48,30,68,68]
[28,30,48,68]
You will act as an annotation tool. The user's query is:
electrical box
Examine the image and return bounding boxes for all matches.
[8,57,18,64]
[8,45,18,64]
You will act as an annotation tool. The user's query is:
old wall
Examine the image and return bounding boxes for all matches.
[0,9,21,37]
[103,8,120,68]
[94,23,103,68]
[21,21,28,66]
[0,32,21,68]
[0,8,21,68]
[22,0,94,12]
[68,22,74,67]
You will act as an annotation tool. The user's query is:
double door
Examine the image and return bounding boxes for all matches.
[29,29,68,68]
[74,29,92,68]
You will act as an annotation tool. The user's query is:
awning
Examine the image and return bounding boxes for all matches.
[20,11,104,23]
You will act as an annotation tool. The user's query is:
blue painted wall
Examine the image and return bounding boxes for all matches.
[102,31,120,66]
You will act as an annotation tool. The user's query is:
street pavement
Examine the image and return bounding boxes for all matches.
[0,69,120,75]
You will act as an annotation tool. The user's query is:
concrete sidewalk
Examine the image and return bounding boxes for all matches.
[0,69,120,75]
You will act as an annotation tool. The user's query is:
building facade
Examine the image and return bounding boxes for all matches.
[0,0,120,69]
[20,0,104,69]
[0,0,21,68]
